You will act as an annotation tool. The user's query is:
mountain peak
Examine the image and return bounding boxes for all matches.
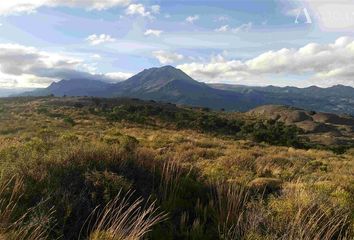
[140,65,194,82]
[117,65,197,92]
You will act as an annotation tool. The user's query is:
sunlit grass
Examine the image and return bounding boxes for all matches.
[0,97,352,239]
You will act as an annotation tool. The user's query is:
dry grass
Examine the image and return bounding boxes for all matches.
[83,191,167,240]
[0,177,54,240]
[211,183,252,240]
[0,97,353,239]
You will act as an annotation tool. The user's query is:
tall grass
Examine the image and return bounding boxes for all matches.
[0,177,54,240]
[279,204,351,240]
[210,183,252,240]
[158,160,184,206]
[83,191,167,240]
[0,177,22,229]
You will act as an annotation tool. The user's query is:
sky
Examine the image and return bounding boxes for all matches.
[0,0,354,89]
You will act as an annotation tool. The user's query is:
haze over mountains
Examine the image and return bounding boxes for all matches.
[21,66,354,115]
[0,88,36,97]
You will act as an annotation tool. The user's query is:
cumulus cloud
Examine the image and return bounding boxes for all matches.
[125,4,157,18]
[186,15,199,23]
[144,29,163,37]
[245,36,354,75]
[0,44,82,76]
[177,36,354,87]
[153,50,184,64]
[0,0,131,16]
[0,43,133,88]
[177,55,248,83]
[86,34,116,45]
[0,43,89,87]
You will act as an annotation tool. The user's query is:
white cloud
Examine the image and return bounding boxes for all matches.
[0,0,131,16]
[144,29,163,37]
[186,15,199,23]
[0,43,134,88]
[104,72,133,82]
[245,36,354,75]
[153,50,184,64]
[215,25,229,32]
[151,5,160,14]
[86,34,116,45]
[232,22,253,32]
[0,43,89,88]
[0,23,2,27]
[0,44,82,75]
[214,22,252,33]
[125,4,152,18]
[177,55,248,83]
[177,36,354,87]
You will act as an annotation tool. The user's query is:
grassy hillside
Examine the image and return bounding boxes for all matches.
[0,97,353,239]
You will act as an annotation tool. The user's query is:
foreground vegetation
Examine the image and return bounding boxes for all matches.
[0,97,353,239]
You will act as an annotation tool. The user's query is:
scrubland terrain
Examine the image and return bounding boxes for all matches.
[0,97,353,239]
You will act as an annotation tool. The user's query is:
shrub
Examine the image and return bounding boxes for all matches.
[63,117,75,126]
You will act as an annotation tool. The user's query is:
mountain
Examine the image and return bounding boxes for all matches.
[210,83,354,115]
[109,65,262,110]
[24,66,262,111]
[20,66,354,115]
[25,78,113,97]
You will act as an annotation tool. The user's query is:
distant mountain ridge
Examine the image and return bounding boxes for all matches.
[210,83,354,98]
[22,66,354,115]
[210,83,354,115]
[31,78,114,97]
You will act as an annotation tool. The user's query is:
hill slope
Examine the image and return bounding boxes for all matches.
[247,104,354,146]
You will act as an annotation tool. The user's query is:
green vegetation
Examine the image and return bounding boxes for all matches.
[0,97,353,239]
[92,99,303,148]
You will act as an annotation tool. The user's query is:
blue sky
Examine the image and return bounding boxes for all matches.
[0,0,354,88]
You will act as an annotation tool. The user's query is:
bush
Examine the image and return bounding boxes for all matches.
[241,120,302,147]
[63,117,75,126]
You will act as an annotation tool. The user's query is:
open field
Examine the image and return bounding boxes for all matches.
[0,97,353,239]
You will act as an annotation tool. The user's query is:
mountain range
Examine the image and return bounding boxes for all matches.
[22,65,354,115]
